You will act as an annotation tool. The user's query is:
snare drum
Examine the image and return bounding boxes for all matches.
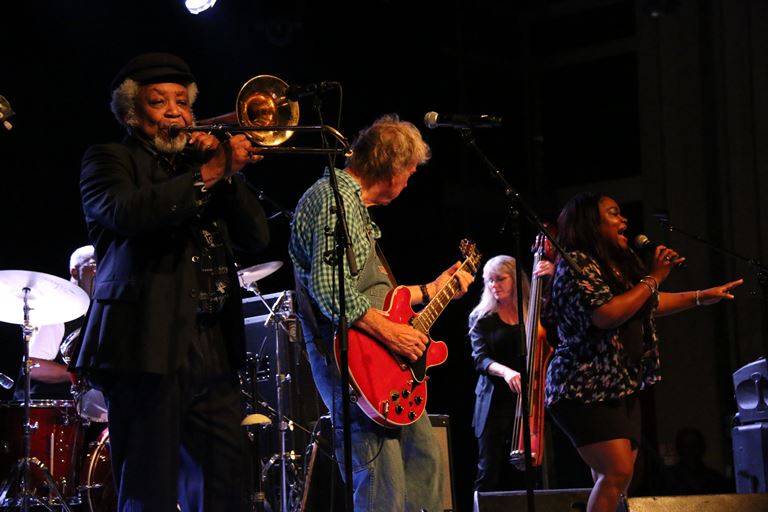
[0,400,83,501]
[79,427,115,512]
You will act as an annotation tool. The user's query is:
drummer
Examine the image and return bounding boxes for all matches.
[12,245,96,401]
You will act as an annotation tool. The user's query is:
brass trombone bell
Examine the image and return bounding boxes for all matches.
[182,75,350,156]
[236,75,298,146]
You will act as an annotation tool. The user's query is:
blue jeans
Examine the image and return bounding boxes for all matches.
[306,339,444,512]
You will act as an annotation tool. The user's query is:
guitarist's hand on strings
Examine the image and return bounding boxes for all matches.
[384,322,430,362]
[355,309,430,362]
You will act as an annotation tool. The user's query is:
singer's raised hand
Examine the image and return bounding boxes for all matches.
[697,278,744,305]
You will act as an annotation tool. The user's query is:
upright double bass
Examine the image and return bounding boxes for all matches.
[509,230,554,470]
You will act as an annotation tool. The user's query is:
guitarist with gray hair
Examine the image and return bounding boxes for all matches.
[289,113,475,512]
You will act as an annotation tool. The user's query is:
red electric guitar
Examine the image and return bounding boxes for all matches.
[334,239,481,427]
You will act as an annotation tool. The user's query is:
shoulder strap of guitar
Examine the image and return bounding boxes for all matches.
[374,240,398,287]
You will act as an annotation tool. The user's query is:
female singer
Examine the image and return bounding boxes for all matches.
[545,192,743,512]
[468,254,553,491]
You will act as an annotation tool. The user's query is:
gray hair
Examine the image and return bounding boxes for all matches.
[69,245,95,275]
[468,255,530,329]
[346,114,431,187]
[110,78,199,129]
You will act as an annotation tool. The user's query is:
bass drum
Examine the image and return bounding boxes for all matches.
[79,427,115,512]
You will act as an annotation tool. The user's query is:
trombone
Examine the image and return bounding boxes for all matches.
[176,75,351,156]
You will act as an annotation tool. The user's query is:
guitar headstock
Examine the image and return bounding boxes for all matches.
[459,239,482,276]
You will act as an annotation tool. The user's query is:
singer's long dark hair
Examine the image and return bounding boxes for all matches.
[556,191,646,292]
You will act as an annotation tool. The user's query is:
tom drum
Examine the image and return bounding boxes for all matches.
[0,400,83,503]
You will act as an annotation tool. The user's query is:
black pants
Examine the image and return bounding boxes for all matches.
[103,319,250,512]
[475,399,530,492]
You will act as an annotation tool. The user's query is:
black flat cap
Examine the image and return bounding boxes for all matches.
[111,52,195,91]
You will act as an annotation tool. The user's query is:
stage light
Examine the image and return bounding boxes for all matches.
[185,0,217,14]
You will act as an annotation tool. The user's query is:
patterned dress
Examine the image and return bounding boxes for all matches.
[545,251,661,406]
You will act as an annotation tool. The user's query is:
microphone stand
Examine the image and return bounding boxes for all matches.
[244,184,294,221]
[656,216,768,343]
[309,93,356,512]
[457,128,580,512]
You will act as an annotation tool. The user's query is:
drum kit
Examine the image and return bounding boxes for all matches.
[0,269,92,511]
[0,260,307,512]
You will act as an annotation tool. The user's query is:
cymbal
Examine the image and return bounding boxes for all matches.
[237,261,283,289]
[241,413,271,426]
[0,270,90,326]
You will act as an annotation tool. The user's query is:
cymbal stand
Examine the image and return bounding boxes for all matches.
[243,353,269,512]
[0,287,73,512]
[264,290,295,512]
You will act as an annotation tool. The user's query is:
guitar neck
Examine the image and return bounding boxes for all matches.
[412,263,467,333]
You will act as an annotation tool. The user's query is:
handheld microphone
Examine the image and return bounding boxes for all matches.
[634,234,687,268]
[285,81,340,101]
[423,111,503,129]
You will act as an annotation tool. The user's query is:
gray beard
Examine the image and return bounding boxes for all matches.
[153,132,187,154]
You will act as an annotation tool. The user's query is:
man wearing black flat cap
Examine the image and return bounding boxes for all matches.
[69,52,270,511]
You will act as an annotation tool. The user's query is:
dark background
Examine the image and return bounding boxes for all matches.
[1,1,767,510]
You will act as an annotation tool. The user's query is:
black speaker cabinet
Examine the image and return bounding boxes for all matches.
[625,493,768,512]
[473,488,591,512]
[300,414,456,512]
[430,414,457,512]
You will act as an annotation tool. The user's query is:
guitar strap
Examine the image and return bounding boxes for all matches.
[374,241,398,288]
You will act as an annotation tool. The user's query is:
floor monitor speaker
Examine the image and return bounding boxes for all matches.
[474,488,591,512]
[625,493,768,512]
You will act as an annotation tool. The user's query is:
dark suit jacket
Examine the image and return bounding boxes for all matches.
[469,313,523,437]
[71,135,269,376]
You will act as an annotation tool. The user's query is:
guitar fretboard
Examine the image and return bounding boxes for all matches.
[412,254,479,333]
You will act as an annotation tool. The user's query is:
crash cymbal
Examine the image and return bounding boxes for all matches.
[0,270,90,326]
[241,413,271,426]
[237,261,283,289]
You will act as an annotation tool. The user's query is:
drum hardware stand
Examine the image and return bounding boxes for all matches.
[243,289,307,512]
[0,287,73,512]
[242,353,270,512]
[266,290,297,512]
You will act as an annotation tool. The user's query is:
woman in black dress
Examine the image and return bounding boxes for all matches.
[545,192,743,512]
[468,254,553,491]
